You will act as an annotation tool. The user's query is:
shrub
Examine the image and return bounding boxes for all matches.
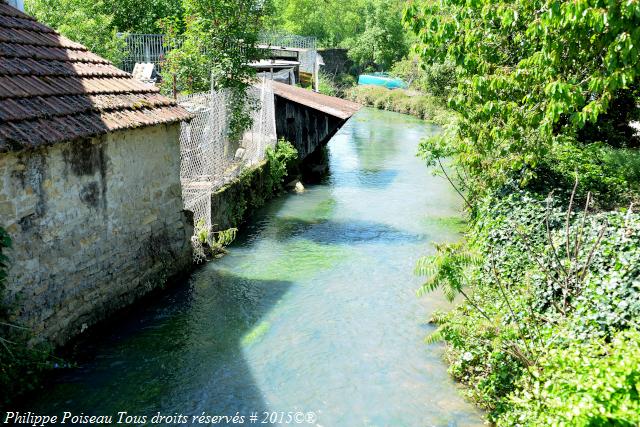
[390,57,457,98]
[317,71,338,97]
[405,0,640,204]
[266,139,298,192]
[528,140,640,209]
[422,61,456,99]
[421,191,640,424]
[500,329,640,426]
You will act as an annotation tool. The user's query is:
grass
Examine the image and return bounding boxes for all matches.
[346,85,456,126]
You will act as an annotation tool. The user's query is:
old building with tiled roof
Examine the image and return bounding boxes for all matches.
[0,1,190,149]
[0,0,193,345]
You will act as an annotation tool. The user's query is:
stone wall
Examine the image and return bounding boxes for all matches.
[210,160,272,231]
[0,124,192,346]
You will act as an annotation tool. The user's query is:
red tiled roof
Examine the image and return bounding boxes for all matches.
[0,2,191,152]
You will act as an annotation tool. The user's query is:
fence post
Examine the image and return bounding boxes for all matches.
[173,74,177,100]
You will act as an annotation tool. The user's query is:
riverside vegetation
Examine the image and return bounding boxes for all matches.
[344,56,457,126]
[345,85,454,126]
[13,0,640,421]
[404,0,640,425]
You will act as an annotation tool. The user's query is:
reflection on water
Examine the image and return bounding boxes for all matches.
[27,108,484,426]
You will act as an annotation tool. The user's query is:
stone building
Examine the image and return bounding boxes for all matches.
[0,1,193,345]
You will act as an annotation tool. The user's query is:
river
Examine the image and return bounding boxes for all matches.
[28,108,484,426]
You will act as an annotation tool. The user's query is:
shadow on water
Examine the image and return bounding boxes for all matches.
[25,270,293,425]
[263,216,426,245]
[21,108,485,427]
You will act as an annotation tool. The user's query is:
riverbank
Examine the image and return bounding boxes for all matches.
[423,190,640,424]
[21,108,484,426]
[345,85,455,126]
[409,99,640,425]
[0,140,302,407]
[339,82,639,424]
[407,93,640,423]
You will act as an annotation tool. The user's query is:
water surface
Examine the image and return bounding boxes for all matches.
[29,108,484,426]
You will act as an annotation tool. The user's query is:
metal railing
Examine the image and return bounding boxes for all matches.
[117,33,172,73]
[258,32,316,50]
[117,32,318,75]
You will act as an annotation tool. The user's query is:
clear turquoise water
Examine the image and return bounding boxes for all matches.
[27,108,484,426]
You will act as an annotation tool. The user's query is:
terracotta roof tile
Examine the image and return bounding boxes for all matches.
[0,13,55,33]
[0,57,130,77]
[0,42,108,62]
[0,106,192,152]
[0,3,34,20]
[0,1,191,151]
[0,27,86,49]
[0,93,175,122]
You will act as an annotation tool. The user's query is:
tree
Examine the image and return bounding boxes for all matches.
[343,0,408,71]
[266,0,365,47]
[405,0,640,197]
[26,0,125,63]
[108,0,184,34]
[160,0,267,93]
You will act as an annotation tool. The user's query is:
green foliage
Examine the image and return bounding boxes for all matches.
[501,329,640,426]
[342,0,408,71]
[529,140,640,209]
[266,139,298,192]
[415,241,480,302]
[267,0,408,70]
[193,218,238,261]
[160,0,266,94]
[390,57,456,99]
[317,71,338,97]
[157,0,268,146]
[108,0,183,34]
[346,86,455,126]
[407,1,640,422]
[417,191,640,424]
[421,61,456,99]
[26,0,126,64]
[265,0,365,47]
[404,0,640,201]
[317,72,357,98]
[389,57,424,89]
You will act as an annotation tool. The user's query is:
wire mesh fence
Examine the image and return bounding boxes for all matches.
[178,79,277,243]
